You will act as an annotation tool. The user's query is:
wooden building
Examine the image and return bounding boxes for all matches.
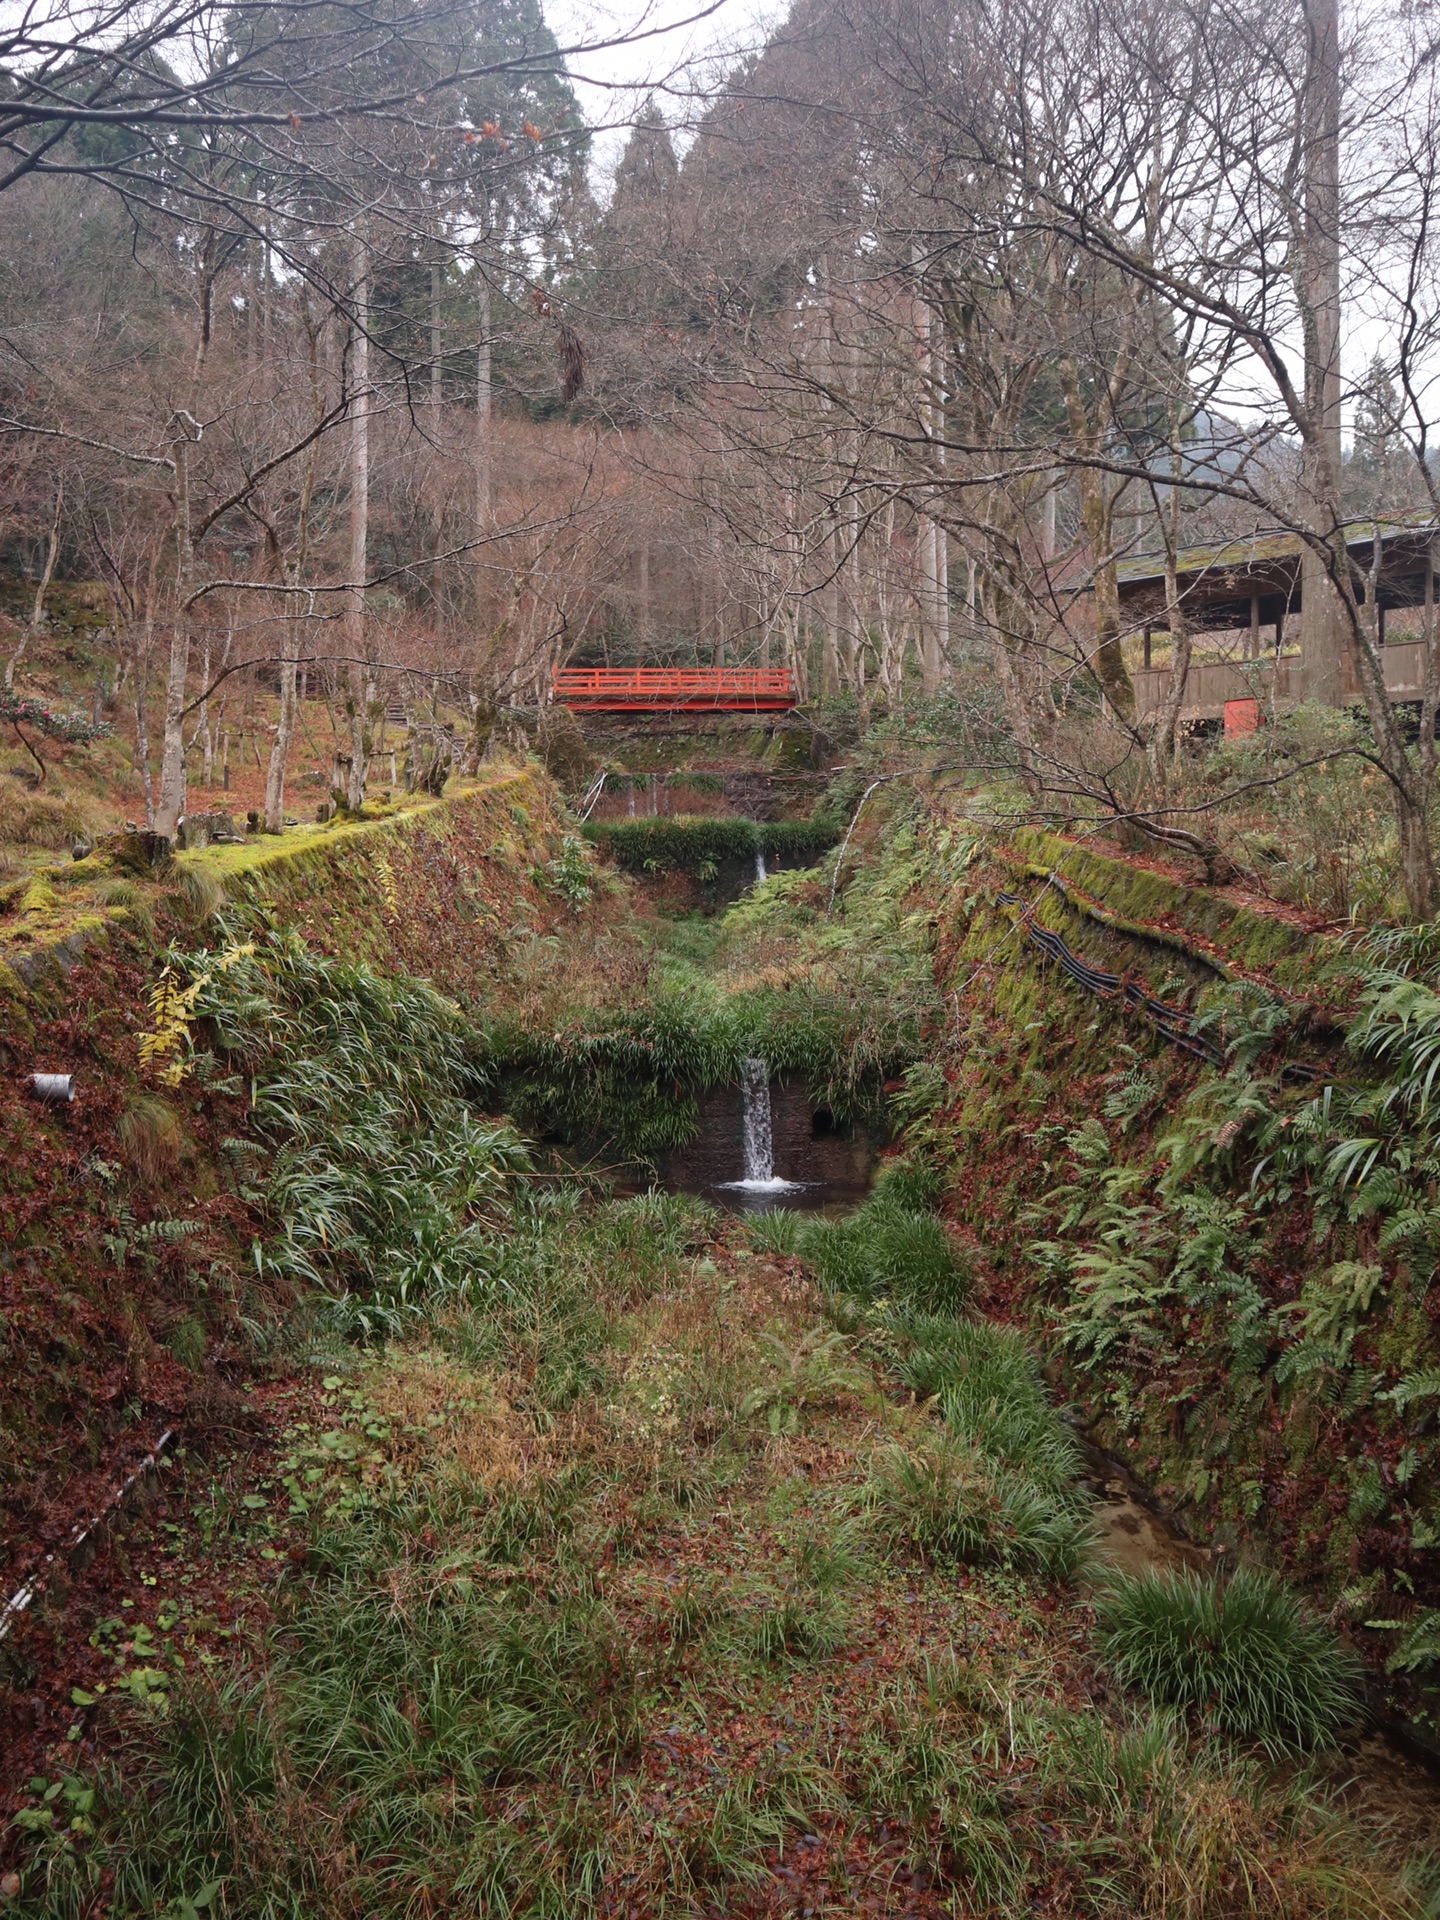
[1117,519,1438,724]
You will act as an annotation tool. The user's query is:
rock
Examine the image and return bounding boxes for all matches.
[176,810,239,851]
[110,830,172,874]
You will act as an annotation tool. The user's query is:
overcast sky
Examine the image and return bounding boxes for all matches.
[546,0,777,189]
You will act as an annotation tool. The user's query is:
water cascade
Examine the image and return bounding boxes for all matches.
[730,1057,795,1193]
[741,1057,773,1182]
[754,848,767,887]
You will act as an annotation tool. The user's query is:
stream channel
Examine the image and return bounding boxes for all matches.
[663,1062,1440,1817]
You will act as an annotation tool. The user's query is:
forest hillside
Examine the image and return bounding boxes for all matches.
[5,0,1440,1912]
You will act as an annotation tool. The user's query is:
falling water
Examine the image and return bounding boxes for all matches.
[754,848,767,887]
[740,1057,773,1183]
[727,1056,797,1194]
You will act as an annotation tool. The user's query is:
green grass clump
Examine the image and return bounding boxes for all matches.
[870,1313,1093,1581]
[868,1435,1089,1578]
[175,927,529,1335]
[869,1154,944,1212]
[744,1206,805,1257]
[895,1313,1085,1505]
[800,1196,968,1313]
[1094,1565,1363,1754]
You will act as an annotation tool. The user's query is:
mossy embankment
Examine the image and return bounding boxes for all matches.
[5,771,1440,1914]
[921,806,1440,1729]
[0,767,579,1566]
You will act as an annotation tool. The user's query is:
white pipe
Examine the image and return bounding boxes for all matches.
[0,1429,178,1644]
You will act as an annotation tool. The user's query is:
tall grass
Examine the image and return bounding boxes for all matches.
[798,1194,969,1314]
[865,1309,1094,1581]
[436,1185,712,1409]
[182,928,530,1333]
[19,1482,651,1920]
[1094,1565,1364,1755]
[754,1177,1091,1581]
[895,1312,1086,1506]
[868,1432,1089,1577]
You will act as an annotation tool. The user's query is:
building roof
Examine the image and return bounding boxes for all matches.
[1116,513,1438,591]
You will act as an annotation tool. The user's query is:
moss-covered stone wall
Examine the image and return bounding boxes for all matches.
[0,770,568,1575]
[929,819,1438,1724]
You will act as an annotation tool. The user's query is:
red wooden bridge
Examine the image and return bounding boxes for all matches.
[552,667,797,713]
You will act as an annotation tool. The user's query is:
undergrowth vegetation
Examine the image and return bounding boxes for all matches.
[174,927,530,1336]
[1095,1566,1363,1756]
[13,1173,1437,1919]
[482,806,948,1166]
[9,794,1440,1917]
[583,815,839,877]
[1010,924,1440,1726]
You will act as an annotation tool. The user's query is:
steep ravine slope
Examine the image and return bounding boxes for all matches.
[925,809,1440,1733]
[3,791,1439,1916]
[0,768,577,1571]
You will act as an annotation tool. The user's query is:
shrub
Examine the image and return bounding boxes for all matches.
[800,1196,968,1313]
[1094,1565,1363,1754]
[584,816,839,878]
[868,1435,1090,1578]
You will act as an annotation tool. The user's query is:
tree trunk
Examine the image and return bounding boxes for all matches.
[913,267,949,696]
[1058,354,1137,723]
[5,479,63,689]
[431,257,443,408]
[346,241,370,813]
[197,630,212,786]
[265,652,297,831]
[1399,790,1436,920]
[1149,550,1193,784]
[1299,0,1349,705]
[987,582,1043,798]
[476,271,492,535]
[133,581,157,830]
[156,426,197,838]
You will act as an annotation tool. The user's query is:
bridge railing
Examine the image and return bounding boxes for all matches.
[553,668,798,711]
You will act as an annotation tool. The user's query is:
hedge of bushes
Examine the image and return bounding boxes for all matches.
[583,816,839,875]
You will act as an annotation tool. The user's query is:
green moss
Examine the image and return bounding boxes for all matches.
[584,816,839,877]
[1005,827,1356,995]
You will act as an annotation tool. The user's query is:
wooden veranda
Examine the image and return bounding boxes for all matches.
[1116,519,1440,724]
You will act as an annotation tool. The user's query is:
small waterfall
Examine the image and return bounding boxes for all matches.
[754,848,767,887]
[740,1057,775,1184]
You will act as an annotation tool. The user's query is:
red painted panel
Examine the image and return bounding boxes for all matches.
[552,668,798,712]
[1223,697,1261,737]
